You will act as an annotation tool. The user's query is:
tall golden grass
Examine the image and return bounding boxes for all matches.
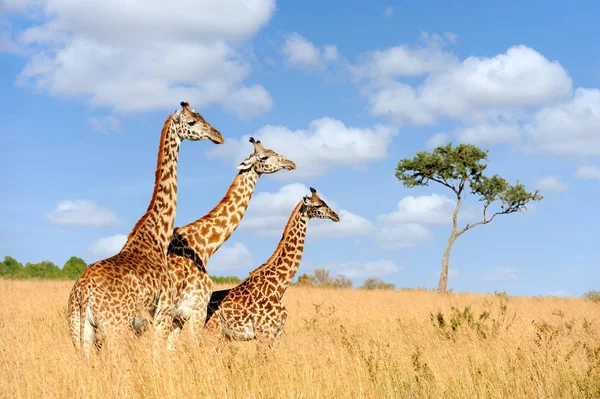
[0,279,598,398]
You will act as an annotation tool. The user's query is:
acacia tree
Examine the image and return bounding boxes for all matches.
[396,143,543,293]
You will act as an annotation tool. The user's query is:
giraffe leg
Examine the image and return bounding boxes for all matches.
[256,305,288,348]
[153,291,175,352]
[186,273,212,343]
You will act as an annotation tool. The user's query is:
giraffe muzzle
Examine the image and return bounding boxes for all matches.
[284,161,296,170]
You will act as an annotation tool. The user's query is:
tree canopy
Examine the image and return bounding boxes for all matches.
[395,143,543,293]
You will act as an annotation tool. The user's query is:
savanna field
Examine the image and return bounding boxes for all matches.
[1,279,598,398]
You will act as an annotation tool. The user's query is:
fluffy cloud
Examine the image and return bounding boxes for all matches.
[575,165,600,180]
[46,200,119,227]
[524,88,600,156]
[236,183,374,238]
[377,194,458,226]
[483,267,518,282]
[207,117,396,179]
[89,115,119,134]
[209,242,254,272]
[535,176,567,192]
[352,39,572,126]
[376,224,433,250]
[88,234,127,258]
[454,122,522,145]
[281,33,339,70]
[6,0,275,117]
[308,259,400,279]
[375,194,481,250]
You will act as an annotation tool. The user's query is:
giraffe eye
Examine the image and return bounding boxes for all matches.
[260,156,269,161]
[187,120,197,126]
[314,205,322,209]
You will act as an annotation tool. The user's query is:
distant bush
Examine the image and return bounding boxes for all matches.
[331,274,353,289]
[210,275,241,284]
[360,277,395,290]
[0,256,87,280]
[296,273,317,286]
[583,290,600,302]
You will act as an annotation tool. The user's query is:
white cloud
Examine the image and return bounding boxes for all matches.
[376,224,433,249]
[483,267,518,282]
[454,122,521,145]
[281,32,339,70]
[524,88,600,156]
[374,194,482,250]
[89,115,119,134]
[378,194,458,226]
[88,234,127,258]
[575,165,600,180]
[8,0,275,117]
[535,176,567,192]
[46,200,119,227]
[207,117,396,179]
[309,259,400,279]
[209,242,253,272]
[426,132,449,149]
[237,183,373,238]
[351,41,457,82]
[311,210,375,239]
[353,43,572,126]
[383,6,394,18]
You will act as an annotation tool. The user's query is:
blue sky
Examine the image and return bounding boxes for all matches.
[1,0,599,296]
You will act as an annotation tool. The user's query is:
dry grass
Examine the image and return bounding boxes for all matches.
[0,279,598,398]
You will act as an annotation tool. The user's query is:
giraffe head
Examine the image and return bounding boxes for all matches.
[172,101,225,144]
[236,137,296,174]
[301,187,340,222]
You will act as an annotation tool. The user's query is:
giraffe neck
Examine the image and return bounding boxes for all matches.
[124,115,180,255]
[249,201,308,298]
[174,168,260,266]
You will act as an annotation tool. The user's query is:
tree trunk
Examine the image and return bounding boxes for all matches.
[437,233,458,293]
[438,198,462,294]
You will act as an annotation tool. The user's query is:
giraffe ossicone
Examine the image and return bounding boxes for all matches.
[204,187,340,346]
[67,101,224,359]
[165,137,296,349]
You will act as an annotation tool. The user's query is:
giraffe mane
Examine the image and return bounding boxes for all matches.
[251,200,303,274]
[127,114,173,242]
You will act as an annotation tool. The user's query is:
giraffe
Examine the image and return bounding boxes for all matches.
[165,137,296,348]
[67,101,224,358]
[204,187,340,346]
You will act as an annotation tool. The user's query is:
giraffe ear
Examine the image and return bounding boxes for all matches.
[237,155,257,170]
[172,109,182,123]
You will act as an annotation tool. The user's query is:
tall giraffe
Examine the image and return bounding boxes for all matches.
[204,187,340,346]
[67,102,224,358]
[166,137,296,348]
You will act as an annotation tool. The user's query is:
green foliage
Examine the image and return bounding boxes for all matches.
[296,273,317,286]
[361,277,395,290]
[583,290,600,302]
[63,256,87,279]
[0,256,24,277]
[396,143,488,191]
[23,261,63,279]
[395,143,542,221]
[0,255,88,280]
[430,293,516,341]
[210,275,241,284]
